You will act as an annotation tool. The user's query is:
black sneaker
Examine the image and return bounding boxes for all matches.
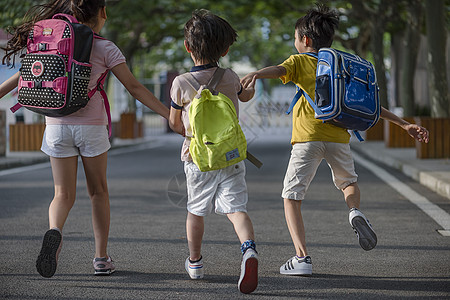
[36,229,62,278]
[349,208,377,251]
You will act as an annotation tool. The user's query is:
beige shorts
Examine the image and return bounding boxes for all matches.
[184,160,248,216]
[41,125,110,158]
[282,141,358,200]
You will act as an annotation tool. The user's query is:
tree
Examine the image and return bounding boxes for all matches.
[2,0,445,117]
[425,0,449,118]
[399,0,423,117]
[344,0,394,108]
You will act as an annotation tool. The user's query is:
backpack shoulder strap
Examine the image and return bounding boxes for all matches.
[206,67,226,91]
[286,86,322,115]
[53,14,79,23]
[88,70,112,137]
[188,73,201,92]
[188,67,226,93]
[301,52,318,59]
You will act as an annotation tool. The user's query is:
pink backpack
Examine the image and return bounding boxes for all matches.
[11,14,111,133]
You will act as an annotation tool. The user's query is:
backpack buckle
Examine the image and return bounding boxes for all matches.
[34,81,42,88]
[38,43,48,51]
[97,83,104,91]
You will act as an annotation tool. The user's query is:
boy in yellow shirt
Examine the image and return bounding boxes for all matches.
[241,3,429,276]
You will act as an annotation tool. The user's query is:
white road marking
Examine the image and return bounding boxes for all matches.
[0,162,51,177]
[0,141,163,177]
[353,152,450,236]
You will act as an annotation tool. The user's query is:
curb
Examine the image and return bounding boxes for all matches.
[351,141,450,201]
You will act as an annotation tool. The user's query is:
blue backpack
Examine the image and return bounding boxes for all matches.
[286,48,381,140]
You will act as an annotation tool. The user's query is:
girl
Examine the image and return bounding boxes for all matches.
[0,0,169,277]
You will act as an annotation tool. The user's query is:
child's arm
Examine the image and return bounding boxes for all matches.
[380,107,429,143]
[111,63,169,120]
[241,66,287,88]
[169,107,185,136]
[238,74,257,102]
[0,71,20,98]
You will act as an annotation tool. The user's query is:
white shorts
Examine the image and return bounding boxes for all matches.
[41,125,110,158]
[184,160,248,216]
[282,141,358,200]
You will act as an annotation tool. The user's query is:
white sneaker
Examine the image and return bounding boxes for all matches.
[349,208,377,251]
[185,257,204,279]
[280,255,312,276]
[238,249,258,294]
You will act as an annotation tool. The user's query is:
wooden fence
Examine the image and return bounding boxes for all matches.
[117,113,144,139]
[415,117,450,159]
[9,123,45,151]
[365,120,384,141]
[384,117,416,148]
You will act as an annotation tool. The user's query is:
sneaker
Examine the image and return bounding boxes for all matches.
[349,208,377,251]
[93,256,115,275]
[36,228,63,278]
[185,256,204,279]
[238,249,258,294]
[280,255,312,276]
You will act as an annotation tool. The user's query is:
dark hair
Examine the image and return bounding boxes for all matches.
[295,3,339,50]
[2,0,105,65]
[184,9,237,64]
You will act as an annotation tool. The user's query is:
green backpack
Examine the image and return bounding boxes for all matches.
[188,68,247,172]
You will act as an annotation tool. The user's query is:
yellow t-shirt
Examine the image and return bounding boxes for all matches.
[280,54,350,144]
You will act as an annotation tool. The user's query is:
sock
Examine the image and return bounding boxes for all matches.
[240,239,256,254]
[189,256,202,263]
[50,227,61,233]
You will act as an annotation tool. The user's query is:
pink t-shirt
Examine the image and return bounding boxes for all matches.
[45,38,126,125]
[170,67,242,161]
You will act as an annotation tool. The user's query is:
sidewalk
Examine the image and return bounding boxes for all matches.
[1,135,449,201]
[351,141,450,200]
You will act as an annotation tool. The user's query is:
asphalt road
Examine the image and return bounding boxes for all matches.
[0,133,449,299]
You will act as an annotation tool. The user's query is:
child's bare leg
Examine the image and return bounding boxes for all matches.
[82,153,110,258]
[48,156,78,231]
[186,212,204,260]
[343,182,360,209]
[284,198,308,257]
[227,211,255,243]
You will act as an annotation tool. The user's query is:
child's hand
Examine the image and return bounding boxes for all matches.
[239,75,257,102]
[405,124,429,143]
[245,74,257,91]
[241,73,257,89]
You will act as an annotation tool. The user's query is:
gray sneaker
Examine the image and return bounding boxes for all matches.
[349,208,377,251]
[93,256,115,275]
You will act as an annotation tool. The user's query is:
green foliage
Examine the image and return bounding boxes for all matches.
[0,0,412,72]
[0,0,40,30]
[2,0,444,115]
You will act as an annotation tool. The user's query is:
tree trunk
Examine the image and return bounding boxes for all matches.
[390,31,404,108]
[425,0,449,117]
[399,0,422,117]
[371,20,389,108]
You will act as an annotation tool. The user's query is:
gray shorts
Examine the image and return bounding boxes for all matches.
[282,141,358,200]
[41,125,110,158]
